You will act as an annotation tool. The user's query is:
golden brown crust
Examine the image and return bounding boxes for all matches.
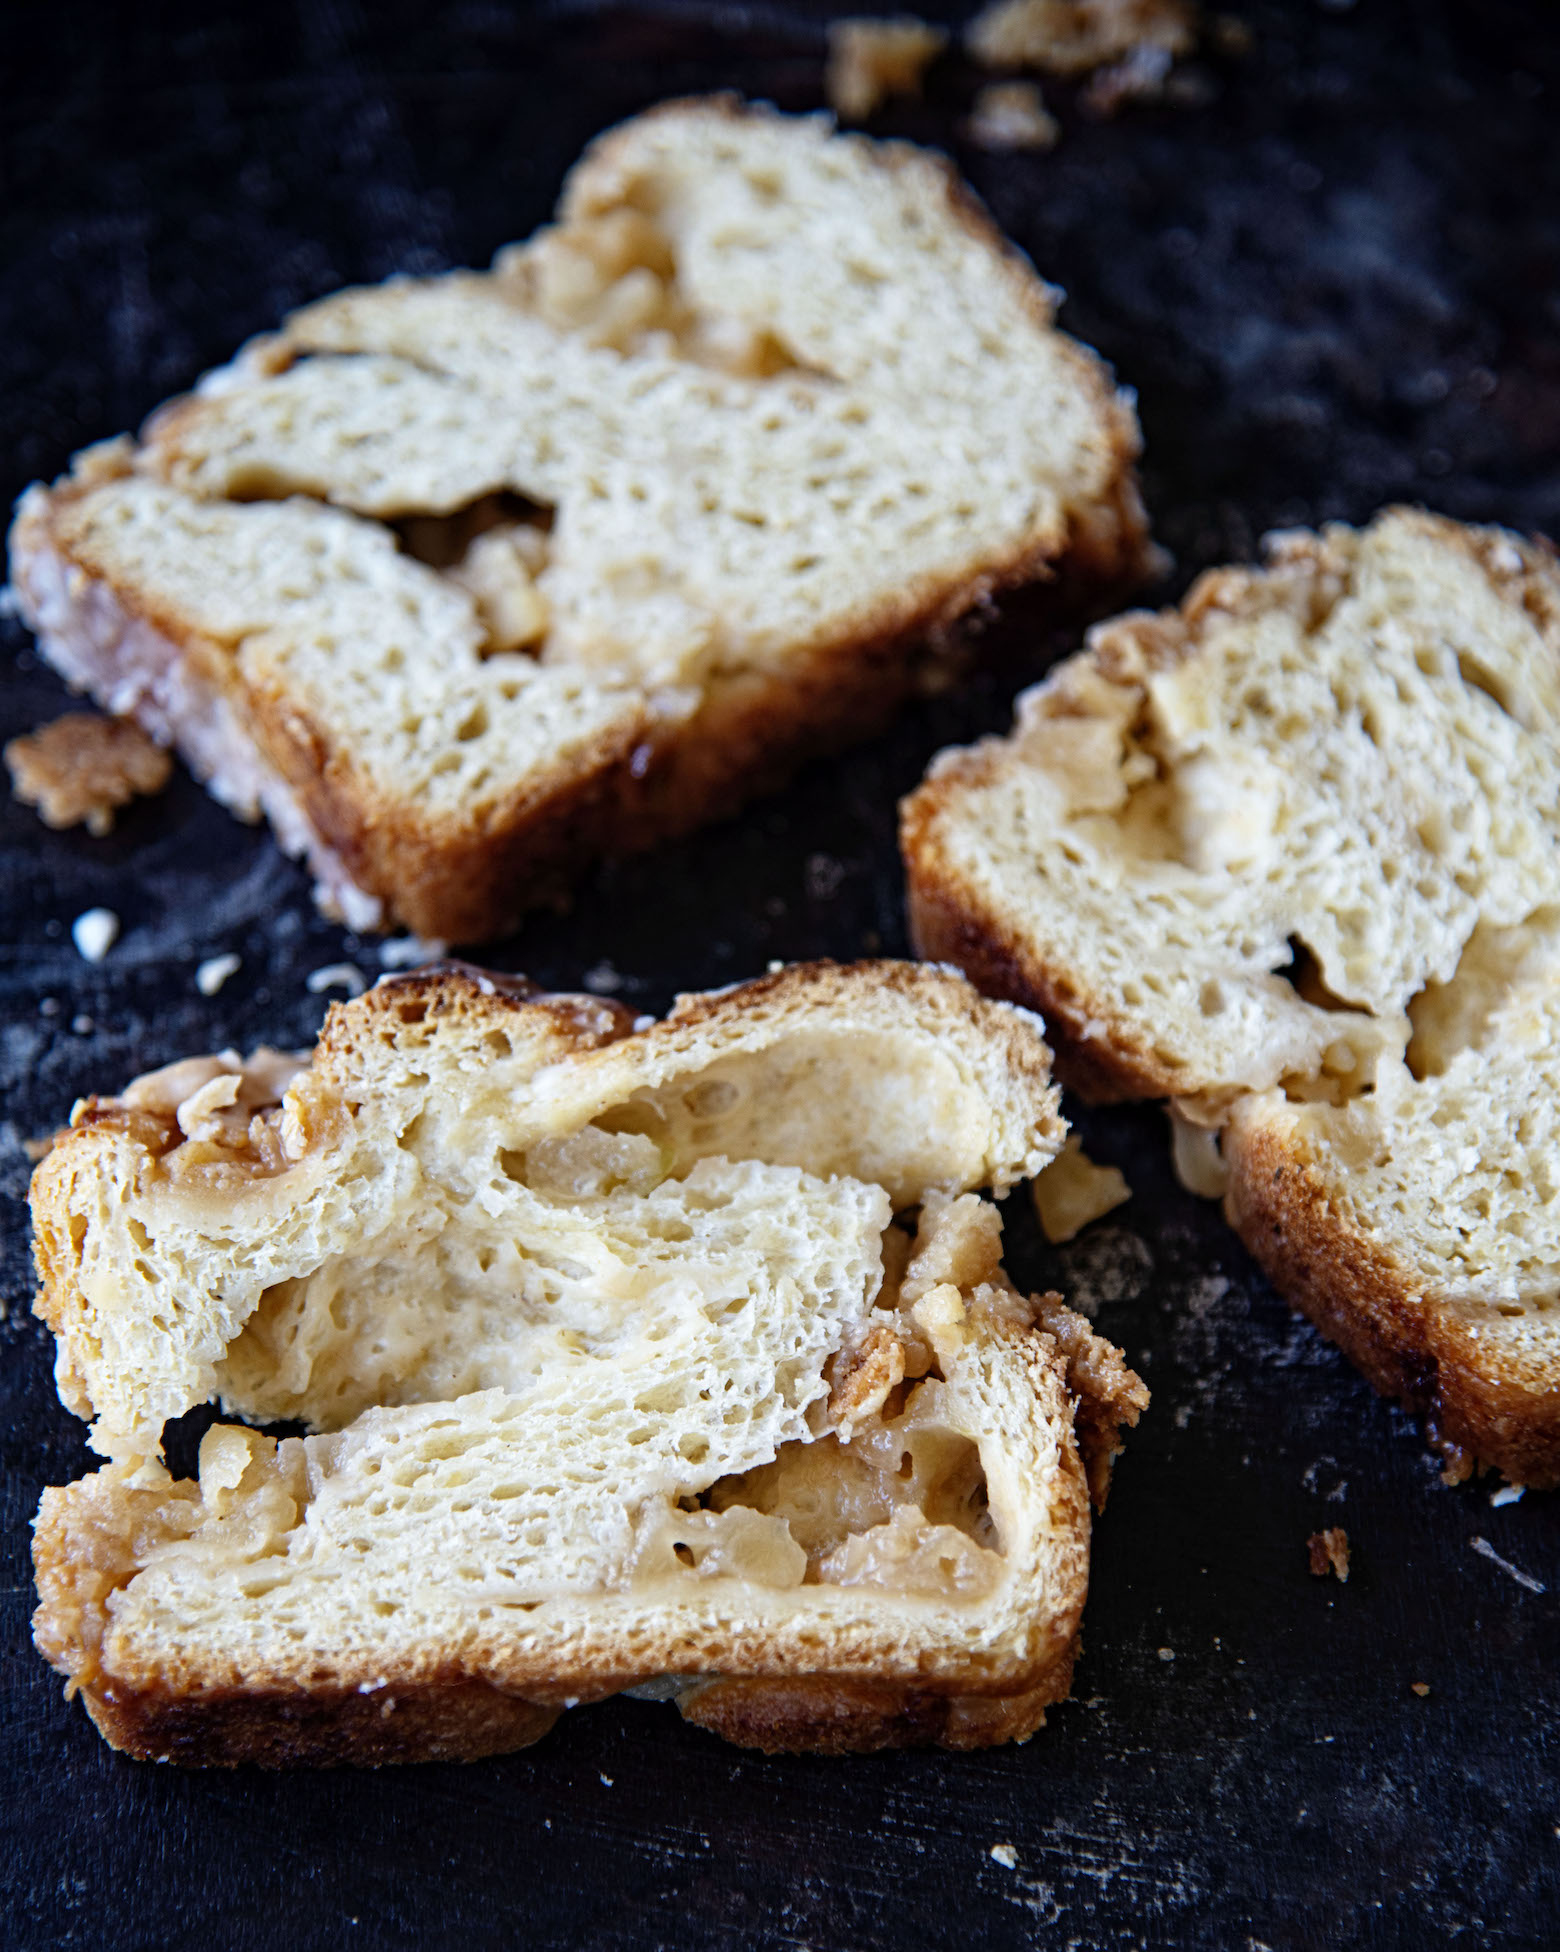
[674,1649,1075,1755]
[1225,1117,1560,1489]
[1031,1293,1150,1508]
[903,836,1181,1101]
[77,1676,560,1769]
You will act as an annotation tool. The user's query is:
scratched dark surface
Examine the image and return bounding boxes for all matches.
[3,1,1560,1946]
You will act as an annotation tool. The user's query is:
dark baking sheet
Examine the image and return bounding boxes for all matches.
[3,2,1559,1945]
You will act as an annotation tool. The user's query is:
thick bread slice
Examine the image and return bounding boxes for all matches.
[903,508,1560,1484]
[30,961,1146,1763]
[9,99,1149,941]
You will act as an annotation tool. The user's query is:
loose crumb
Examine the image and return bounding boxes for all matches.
[1208,11,1252,55]
[195,953,242,997]
[967,79,1061,149]
[584,960,623,994]
[1157,1646,1176,1661]
[1410,1682,1431,1698]
[71,907,119,964]
[968,0,1196,76]
[1469,1535,1546,1595]
[989,1842,1018,1868]
[306,962,366,997]
[379,934,447,970]
[1307,1527,1350,1582]
[825,15,948,121]
[6,712,172,836]
[1489,1484,1525,1507]
[1033,1137,1131,1242]
[1082,39,1175,113]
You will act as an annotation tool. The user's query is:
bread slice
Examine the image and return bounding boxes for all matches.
[30,960,1146,1764]
[8,99,1149,942]
[902,507,1560,1485]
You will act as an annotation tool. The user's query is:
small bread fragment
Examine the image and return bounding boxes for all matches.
[1307,1528,1350,1582]
[5,711,171,835]
[904,507,1560,1485]
[30,960,1145,1765]
[9,99,1149,941]
[1033,1137,1129,1242]
[825,16,948,121]
[968,0,1196,77]
[967,82,1062,152]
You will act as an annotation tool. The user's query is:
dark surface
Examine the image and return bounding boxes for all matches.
[3,1,1560,1945]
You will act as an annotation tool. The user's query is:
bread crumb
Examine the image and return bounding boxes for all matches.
[1033,1137,1131,1242]
[5,712,171,836]
[1489,1483,1525,1507]
[1469,1535,1546,1595]
[968,80,1061,149]
[825,15,948,121]
[968,0,1196,76]
[306,962,366,997]
[71,907,119,964]
[1157,1646,1175,1661]
[379,934,447,970]
[1082,39,1176,113]
[989,1842,1018,1868]
[195,953,242,997]
[584,960,623,994]
[1208,11,1252,55]
[1307,1527,1350,1582]
[1410,1681,1431,1698]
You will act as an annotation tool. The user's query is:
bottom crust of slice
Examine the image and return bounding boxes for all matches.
[69,1659,1076,1768]
[675,1647,1076,1755]
[75,1675,563,1769]
[1225,1118,1560,1490]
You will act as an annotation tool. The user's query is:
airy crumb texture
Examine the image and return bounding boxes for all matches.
[1307,1527,1350,1583]
[825,16,948,120]
[31,960,1146,1765]
[904,508,1560,1486]
[5,712,171,835]
[9,99,1149,942]
[968,0,1196,76]
[1032,1137,1129,1242]
[967,81,1062,151]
